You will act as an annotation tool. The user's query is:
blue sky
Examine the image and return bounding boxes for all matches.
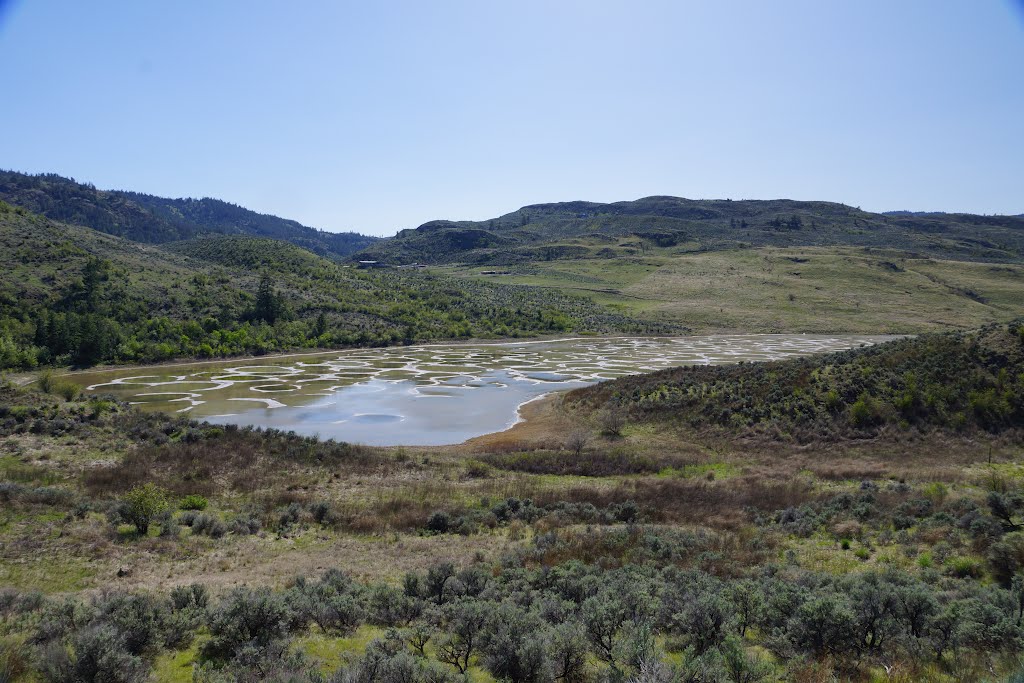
[1,1,1022,235]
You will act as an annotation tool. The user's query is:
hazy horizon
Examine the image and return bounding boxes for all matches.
[2,1,1022,236]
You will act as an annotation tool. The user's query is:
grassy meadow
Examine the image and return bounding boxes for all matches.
[442,246,1024,334]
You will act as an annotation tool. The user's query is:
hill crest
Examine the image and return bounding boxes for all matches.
[0,170,377,259]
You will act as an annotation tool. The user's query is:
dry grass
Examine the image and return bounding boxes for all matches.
[82,429,392,498]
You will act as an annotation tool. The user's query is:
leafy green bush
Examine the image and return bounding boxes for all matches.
[849,392,884,428]
[113,483,170,534]
[946,556,984,579]
[179,494,208,511]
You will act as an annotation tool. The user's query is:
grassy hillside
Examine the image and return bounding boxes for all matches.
[0,170,376,259]
[356,195,1024,265]
[441,246,1024,334]
[0,203,670,369]
[567,319,1024,441]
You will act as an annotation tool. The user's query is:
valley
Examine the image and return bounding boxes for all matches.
[0,172,1022,682]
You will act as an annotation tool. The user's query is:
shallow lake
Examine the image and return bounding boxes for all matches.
[69,335,896,446]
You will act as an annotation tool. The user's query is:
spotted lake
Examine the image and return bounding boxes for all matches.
[69,335,895,446]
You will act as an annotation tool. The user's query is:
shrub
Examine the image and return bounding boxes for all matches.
[41,624,148,683]
[96,592,177,657]
[849,392,884,428]
[191,513,227,539]
[946,556,983,579]
[368,585,421,627]
[309,500,336,526]
[179,494,208,511]
[437,600,488,673]
[338,631,459,683]
[37,370,81,401]
[203,588,291,662]
[422,562,457,605]
[988,532,1024,587]
[170,584,209,612]
[784,593,857,658]
[670,591,734,655]
[599,407,626,437]
[178,510,199,527]
[54,381,80,402]
[478,602,551,683]
[565,430,589,457]
[156,510,180,538]
[0,637,31,683]
[194,640,317,682]
[230,513,262,535]
[426,511,451,534]
[276,502,304,533]
[115,483,170,535]
[289,570,365,635]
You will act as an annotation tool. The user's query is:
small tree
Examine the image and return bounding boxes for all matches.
[437,600,488,673]
[600,407,626,437]
[118,484,170,535]
[566,430,589,457]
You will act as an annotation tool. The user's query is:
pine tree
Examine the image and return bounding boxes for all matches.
[254,274,280,324]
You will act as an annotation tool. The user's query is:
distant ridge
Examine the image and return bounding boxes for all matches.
[0,170,377,259]
[354,195,1024,265]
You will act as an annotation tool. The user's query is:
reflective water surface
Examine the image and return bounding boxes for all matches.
[70,335,895,445]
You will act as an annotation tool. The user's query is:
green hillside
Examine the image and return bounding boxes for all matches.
[441,246,1024,334]
[0,203,668,369]
[567,319,1024,441]
[0,170,377,258]
[355,195,1024,265]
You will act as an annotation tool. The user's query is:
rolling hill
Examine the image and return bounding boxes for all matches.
[1,170,1022,362]
[0,170,377,259]
[354,196,1024,265]
[0,202,667,369]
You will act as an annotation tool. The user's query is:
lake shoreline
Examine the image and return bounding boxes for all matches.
[43,333,655,381]
[52,334,899,446]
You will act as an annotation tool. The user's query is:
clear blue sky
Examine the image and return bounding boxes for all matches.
[1,1,1022,235]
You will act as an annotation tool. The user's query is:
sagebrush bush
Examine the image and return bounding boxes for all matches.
[190,513,227,539]
[41,625,148,683]
[203,588,292,662]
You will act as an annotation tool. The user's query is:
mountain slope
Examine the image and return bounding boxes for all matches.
[0,202,669,369]
[0,170,376,258]
[355,196,1024,265]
